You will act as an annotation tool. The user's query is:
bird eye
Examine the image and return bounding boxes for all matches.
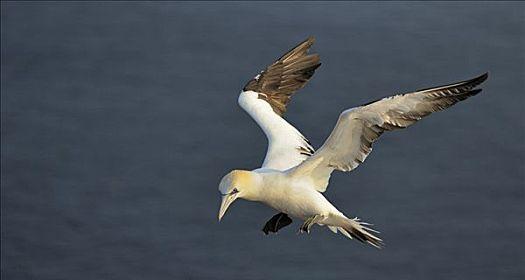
[232,188,239,194]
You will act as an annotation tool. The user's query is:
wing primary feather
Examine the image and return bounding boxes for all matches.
[289,73,488,192]
[243,37,321,116]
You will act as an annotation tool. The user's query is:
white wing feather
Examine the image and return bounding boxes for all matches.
[290,73,488,192]
[238,91,313,171]
[237,37,320,171]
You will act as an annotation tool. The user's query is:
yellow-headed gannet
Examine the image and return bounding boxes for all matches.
[218,37,488,248]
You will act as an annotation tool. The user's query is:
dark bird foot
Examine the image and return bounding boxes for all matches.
[262,213,292,235]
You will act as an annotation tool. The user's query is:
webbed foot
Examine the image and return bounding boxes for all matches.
[262,213,293,235]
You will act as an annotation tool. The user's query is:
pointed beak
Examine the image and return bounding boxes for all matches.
[218,193,237,221]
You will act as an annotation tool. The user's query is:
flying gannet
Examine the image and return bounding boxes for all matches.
[218,36,488,248]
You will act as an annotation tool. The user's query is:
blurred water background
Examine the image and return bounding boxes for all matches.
[2,2,524,280]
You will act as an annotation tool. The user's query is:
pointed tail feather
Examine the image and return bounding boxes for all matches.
[328,226,338,233]
[328,215,383,248]
[343,217,383,248]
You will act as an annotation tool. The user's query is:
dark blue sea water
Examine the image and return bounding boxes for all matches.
[2,2,524,280]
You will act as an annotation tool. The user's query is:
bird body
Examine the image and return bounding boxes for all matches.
[249,169,339,221]
[220,168,384,246]
[217,37,488,248]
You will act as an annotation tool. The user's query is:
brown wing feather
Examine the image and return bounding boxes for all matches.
[243,37,321,116]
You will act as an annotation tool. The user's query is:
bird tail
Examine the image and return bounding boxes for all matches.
[327,215,383,248]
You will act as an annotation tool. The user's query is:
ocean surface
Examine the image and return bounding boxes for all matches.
[2,2,524,280]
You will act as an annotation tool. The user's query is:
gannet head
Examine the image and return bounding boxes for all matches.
[218,170,258,221]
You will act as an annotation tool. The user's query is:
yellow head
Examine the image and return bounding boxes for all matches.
[218,170,258,221]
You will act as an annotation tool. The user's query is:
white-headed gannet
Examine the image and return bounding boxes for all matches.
[218,37,488,248]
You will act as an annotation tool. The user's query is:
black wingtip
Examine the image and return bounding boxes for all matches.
[476,72,489,84]
[464,72,489,87]
[470,88,483,96]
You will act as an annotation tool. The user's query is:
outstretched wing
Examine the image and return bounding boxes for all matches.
[243,36,321,116]
[290,73,488,192]
[239,37,320,171]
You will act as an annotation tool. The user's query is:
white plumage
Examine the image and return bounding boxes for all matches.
[218,37,487,248]
[238,90,312,171]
